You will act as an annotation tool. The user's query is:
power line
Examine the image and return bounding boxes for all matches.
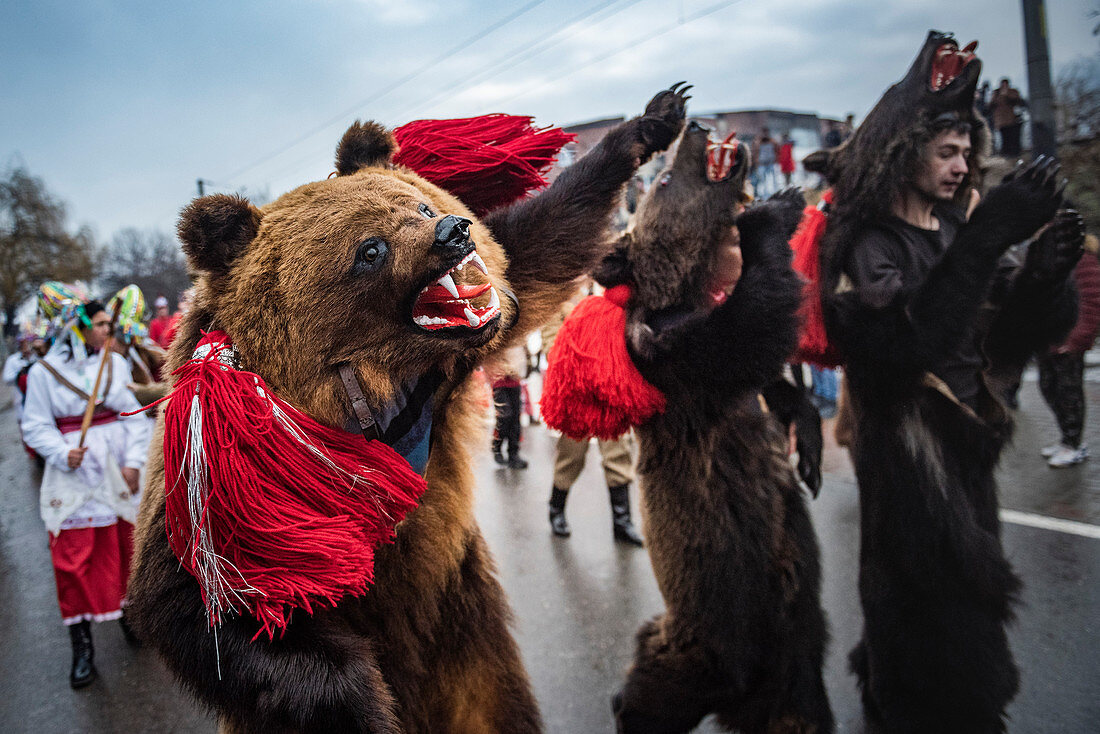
[265,0,719,188]
[227,0,643,192]
[216,0,549,187]
[492,0,748,109]
[219,0,749,200]
[262,0,648,189]
[391,0,648,122]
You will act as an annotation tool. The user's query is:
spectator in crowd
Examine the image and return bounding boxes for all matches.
[1040,233,1100,467]
[778,133,796,187]
[548,433,642,545]
[3,331,39,429]
[990,78,1027,157]
[753,127,779,196]
[823,120,843,149]
[161,289,192,349]
[147,295,173,348]
[21,301,151,688]
[489,344,529,469]
[976,80,994,133]
[541,289,643,545]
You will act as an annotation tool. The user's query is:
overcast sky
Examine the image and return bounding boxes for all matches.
[2,0,1097,243]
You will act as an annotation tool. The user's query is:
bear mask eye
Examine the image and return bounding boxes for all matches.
[352,237,389,275]
[418,203,436,219]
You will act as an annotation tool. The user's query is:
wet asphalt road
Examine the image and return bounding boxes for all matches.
[0,374,1097,733]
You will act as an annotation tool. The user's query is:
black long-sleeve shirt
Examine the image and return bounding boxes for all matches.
[844,204,985,408]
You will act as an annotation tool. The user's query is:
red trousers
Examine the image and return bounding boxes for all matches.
[49,521,134,625]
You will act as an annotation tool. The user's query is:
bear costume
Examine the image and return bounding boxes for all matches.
[126,86,688,733]
[808,32,1079,732]
[580,121,833,733]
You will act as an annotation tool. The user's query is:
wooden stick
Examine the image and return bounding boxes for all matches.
[78,302,122,448]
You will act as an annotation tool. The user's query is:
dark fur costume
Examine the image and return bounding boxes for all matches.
[127,87,689,734]
[812,31,1076,733]
[760,377,823,497]
[601,122,833,733]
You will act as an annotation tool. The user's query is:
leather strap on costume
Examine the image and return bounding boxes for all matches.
[128,346,155,384]
[339,363,380,441]
[37,356,113,404]
[56,409,119,434]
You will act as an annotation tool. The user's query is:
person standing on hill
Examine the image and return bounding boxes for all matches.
[990,78,1027,157]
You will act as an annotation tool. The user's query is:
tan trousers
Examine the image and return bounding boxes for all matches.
[552,432,635,489]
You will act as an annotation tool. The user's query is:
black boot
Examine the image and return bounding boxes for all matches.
[68,620,97,689]
[492,438,507,465]
[508,449,528,470]
[549,487,571,537]
[609,484,643,546]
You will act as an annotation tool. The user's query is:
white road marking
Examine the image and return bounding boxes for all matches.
[1000,509,1100,540]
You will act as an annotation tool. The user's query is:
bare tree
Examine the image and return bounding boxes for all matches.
[99,228,192,310]
[0,167,97,337]
[1056,56,1100,231]
[1056,56,1100,141]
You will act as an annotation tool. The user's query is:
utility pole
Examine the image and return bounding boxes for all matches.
[1022,0,1057,158]
[196,178,205,197]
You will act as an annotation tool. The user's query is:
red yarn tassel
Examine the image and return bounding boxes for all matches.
[790,190,842,367]
[541,285,666,440]
[393,115,574,216]
[153,332,427,639]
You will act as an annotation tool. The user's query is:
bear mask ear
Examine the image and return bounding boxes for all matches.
[335,121,398,175]
[177,194,261,274]
[592,233,635,288]
[802,149,833,177]
[803,139,851,184]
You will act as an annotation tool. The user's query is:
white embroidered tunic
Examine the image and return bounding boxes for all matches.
[21,347,151,535]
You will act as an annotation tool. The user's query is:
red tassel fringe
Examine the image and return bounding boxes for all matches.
[155,332,427,639]
[393,115,574,216]
[790,190,842,367]
[541,285,666,440]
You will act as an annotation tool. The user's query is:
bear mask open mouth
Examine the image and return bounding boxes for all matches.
[930,40,977,92]
[705,131,741,183]
[411,249,502,332]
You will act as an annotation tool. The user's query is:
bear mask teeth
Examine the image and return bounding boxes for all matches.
[930,40,977,92]
[705,132,740,183]
[412,250,501,332]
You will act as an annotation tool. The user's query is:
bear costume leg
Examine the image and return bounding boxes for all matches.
[613,616,715,734]
[852,606,1017,734]
[366,530,542,734]
[846,414,1020,734]
[750,512,833,734]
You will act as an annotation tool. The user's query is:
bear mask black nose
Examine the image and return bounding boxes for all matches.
[433,215,472,251]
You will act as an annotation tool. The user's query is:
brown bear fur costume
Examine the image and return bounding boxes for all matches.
[126,86,689,734]
[809,31,1077,733]
[596,121,833,733]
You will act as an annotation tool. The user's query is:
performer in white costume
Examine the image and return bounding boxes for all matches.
[3,331,38,426]
[21,301,151,688]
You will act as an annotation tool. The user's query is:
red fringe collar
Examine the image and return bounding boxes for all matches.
[143,331,428,638]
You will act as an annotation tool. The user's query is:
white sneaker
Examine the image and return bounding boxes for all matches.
[1047,445,1089,468]
[1041,443,1062,458]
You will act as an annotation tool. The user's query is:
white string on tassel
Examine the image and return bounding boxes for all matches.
[183,385,261,629]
